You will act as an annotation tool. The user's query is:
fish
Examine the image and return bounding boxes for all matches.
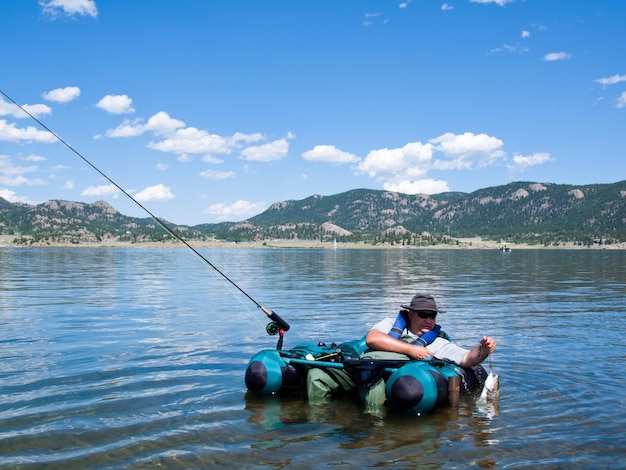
[478,365,500,402]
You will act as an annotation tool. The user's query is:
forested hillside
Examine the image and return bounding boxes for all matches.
[1,181,624,247]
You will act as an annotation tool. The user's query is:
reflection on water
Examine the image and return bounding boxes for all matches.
[0,247,624,468]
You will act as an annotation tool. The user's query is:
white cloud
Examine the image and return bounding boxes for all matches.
[0,154,46,187]
[489,44,530,55]
[203,200,266,221]
[353,132,511,194]
[150,127,237,155]
[356,142,434,179]
[431,132,501,156]
[507,152,553,172]
[24,154,47,162]
[302,145,359,164]
[0,189,33,203]
[0,120,57,143]
[0,98,52,119]
[43,87,80,103]
[521,30,530,38]
[40,0,98,18]
[0,154,39,178]
[201,155,223,164]
[430,132,505,170]
[470,0,513,5]
[106,111,185,138]
[595,74,626,87]
[617,91,626,109]
[156,163,168,171]
[199,169,236,180]
[240,138,289,162]
[21,103,53,118]
[96,94,135,114]
[81,184,120,197]
[0,99,20,117]
[119,115,263,157]
[105,110,268,159]
[383,179,450,195]
[0,175,46,186]
[543,51,571,61]
[105,118,146,138]
[144,111,186,135]
[363,12,384,26]
[441,4,454,10]
[229,131,265,146]
[134,183,175,202]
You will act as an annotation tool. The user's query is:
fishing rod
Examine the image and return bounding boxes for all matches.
[0,89,290,344]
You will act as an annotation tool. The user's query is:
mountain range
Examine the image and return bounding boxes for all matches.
[1,180,625,247]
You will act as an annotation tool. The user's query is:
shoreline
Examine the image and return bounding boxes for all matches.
[1,236,624,250]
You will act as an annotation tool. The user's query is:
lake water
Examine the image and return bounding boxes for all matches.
[0,247,624,469]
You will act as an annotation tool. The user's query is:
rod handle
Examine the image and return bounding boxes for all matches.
[261,306,290,331]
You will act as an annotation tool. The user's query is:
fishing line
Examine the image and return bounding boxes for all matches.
[0,89,290,338]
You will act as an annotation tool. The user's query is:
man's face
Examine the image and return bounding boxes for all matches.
[408,310,437,334]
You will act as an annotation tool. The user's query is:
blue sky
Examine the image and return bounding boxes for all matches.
[1,0,625,225]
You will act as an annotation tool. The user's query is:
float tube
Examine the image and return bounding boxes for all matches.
[245,337,487,415]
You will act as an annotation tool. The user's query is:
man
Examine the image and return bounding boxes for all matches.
[306,293,496,407]
[366,293,497,367]
[357,293,497,413]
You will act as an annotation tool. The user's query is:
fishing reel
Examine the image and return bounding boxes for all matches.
[263,309,290,350]
[266,321,285,350]
[266,321,281,336]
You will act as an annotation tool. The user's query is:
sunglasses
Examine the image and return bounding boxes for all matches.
[414,311,437,320]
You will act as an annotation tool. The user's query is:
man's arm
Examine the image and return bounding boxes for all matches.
[460,336,497,367]
[365,329,434,360]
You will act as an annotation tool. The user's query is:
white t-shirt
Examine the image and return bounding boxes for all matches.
[370,317,468,365]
